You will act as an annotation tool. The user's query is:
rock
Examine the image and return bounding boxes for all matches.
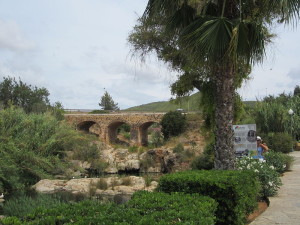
[125,160,140,171]
[113,185,135,194]
[64,178,93,194]
[117,162,126,171]
[80,161,91,170]
[129,176,145,187]
[105,166,118,174]
[32,179,67,193]
[125,153,139,160]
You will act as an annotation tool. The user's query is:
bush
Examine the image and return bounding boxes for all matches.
[89,110,110,114]
[265,132,294,153]
[3,193,64,218]
[157,170,260,225]
[1,194,218,225]
[0,107,99,194]
[172,143,184,153]
[265,151,295,173]
[237,157,282,197]
[160,111,186,139]
[149,129,164,147]
[126,191,217,225]
[191,141,214,170]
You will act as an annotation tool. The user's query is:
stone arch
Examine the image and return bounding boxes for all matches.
[107,121,130,144]
[77,121,100,136]
[138,121,157,146]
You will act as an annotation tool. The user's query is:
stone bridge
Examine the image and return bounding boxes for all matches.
[64,113,165,146]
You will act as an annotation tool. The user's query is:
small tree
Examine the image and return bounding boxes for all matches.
[160,111,186,140]
[99,90,119,110]
[294,85,300,96]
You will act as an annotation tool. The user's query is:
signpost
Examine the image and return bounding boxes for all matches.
[233,124,257,157]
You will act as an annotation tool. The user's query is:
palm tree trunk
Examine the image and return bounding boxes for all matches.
[214,65,236,170]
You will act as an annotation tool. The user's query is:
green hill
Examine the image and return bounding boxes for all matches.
[124,92,258,112]
[125,92,202,112]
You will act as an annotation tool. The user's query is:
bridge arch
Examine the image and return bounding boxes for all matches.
[77,121,100,136]
[107,121,129,144]
[138,121,158,146]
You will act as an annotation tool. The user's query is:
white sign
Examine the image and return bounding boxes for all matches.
[233,124,257,157]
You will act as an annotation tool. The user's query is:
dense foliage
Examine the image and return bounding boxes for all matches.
[1,192,217,225]
[2,193,64,218]
[191,140,215,170]
[157,170,260,225]
[99,90,119,111]
[0,77,51,113]
[237,157,281,198]
[264,132,294,153]
[265,151,295,174]
[0,107,98,194]
[160,111,186,139]
[253,94,300,140]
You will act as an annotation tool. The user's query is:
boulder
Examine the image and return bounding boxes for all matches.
[125,160,140,171]
[32,179,67,193]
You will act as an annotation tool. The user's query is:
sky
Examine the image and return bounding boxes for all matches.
[0,1,299,110]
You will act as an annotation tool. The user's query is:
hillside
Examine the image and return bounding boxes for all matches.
[124,92,258,112]
[125,92,202,112]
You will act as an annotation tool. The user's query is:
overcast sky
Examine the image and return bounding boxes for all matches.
[0,1,299,109]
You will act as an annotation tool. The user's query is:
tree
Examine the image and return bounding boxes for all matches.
[99,90,119,110]
[0,76,50,113]
[130,1,300,169]
[294,85,300,96]
[160,111,186,139]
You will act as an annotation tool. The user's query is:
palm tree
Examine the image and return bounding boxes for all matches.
[142,0,300,169]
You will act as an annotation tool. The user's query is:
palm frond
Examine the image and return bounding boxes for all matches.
[167,2,197,31]
[180,17,233,63]
[228,20,266,65]
[143,0,182,18]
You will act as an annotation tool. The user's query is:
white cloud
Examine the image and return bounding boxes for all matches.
[0,19,35,52]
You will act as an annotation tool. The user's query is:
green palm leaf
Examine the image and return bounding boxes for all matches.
[228,21,266,65]
[180,17,233,63]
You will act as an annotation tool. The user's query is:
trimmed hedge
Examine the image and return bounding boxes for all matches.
[157,170,260,225]
[1,192,217,225]
[126,191,218,225]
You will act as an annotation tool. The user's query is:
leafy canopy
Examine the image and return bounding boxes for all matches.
[0,76,50,113]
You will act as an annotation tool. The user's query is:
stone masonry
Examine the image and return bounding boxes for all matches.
[64,113,164,146]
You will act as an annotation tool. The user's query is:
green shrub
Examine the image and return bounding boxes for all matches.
[0,107,99,194]
[172,143,184,153]
[2,194,217,225]
[89,110,110,114]
[191,141,214,170]
[266,132,294,153]
[149,130,164,147]
[126,191,217,225]
[265,151,295,173]
[237,157,282,197]
[157,170,260,225]
[128,145,138,153]
[3,193,64,218]
[160,111,186,139]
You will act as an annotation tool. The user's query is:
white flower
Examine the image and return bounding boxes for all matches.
[270,166,275,170]
[254,169,259,173]
[268,181,273,187]
[283,164,286,169]
[258,158,266,163]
